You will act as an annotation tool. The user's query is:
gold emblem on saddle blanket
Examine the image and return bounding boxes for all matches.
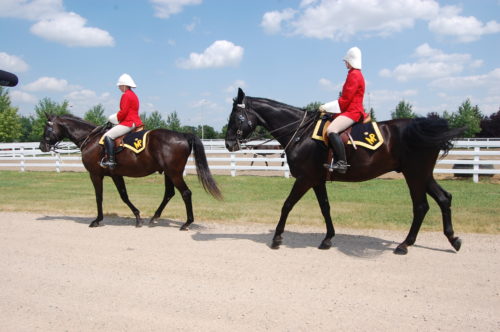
[312,117,384,150]
[99,131,150,153]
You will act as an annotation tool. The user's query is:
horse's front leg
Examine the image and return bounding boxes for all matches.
[313,183,335,250]
[89,173,104,227]
[272,178,311,249]
[111,175,143,227]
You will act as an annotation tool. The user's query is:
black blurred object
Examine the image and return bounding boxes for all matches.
[104,122,114,129]
[0,70,18,87]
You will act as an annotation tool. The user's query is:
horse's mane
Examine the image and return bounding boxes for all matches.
[248,96,309,114]
[58,114,98,128]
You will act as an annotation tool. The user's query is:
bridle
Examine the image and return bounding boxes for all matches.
[42,120,62,151]
[232,100,315,152]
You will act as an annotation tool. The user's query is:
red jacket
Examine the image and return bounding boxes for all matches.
[117,89,143,127]
[338,69,367,122]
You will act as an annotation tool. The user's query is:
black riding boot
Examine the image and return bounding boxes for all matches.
[101,136,117,169]
[324,132,349,174]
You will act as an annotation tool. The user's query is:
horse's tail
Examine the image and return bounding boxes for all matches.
[403,117,466,156]
[188,134,223,200]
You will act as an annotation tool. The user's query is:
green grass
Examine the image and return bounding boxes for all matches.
[0,170,499,233]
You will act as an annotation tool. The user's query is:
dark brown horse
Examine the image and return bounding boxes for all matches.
[225,88,464,254]
[39,114,222,229]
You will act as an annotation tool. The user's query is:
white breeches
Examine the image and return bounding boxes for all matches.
[327,115,355,134]
[103,124,135,139]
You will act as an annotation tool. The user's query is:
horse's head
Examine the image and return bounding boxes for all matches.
[225,88,258,152]
[39,113,65,152]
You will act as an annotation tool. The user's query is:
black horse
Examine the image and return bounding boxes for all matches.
[225,88,464,254]
[39,114,222,229]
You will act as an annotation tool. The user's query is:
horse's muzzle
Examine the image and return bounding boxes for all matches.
[225,140,240,152]
[39,142,50,152]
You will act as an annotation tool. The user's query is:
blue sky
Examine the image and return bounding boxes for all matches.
[1,0,499,130]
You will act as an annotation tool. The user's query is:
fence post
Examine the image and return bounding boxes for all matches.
[56,152,61,173]
[230,153,236,177]
[20,146,25,172]
[473,147,480,183]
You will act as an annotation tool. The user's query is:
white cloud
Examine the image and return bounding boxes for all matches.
[262,0,439,40]
[0,0,63,20]
[30,12,114,47]
[379,43,477,81]
[0,52,29,72]
[177,40,244,69]
[261,8,297,34]
[24,76,78,92]
[262,0,499,43]
[150,0,202,19]
[429,5,500,43]
[429,68,500,90]
[10,90,38,104]
[0,0,114,47]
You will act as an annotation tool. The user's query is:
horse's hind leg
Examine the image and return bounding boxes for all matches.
[170,173,194,231]
[427,178,461,252]
[395,175,429,255]
[111,175,143,227]
[149,174,175,226]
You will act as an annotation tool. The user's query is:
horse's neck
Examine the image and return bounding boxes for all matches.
[251,98,304,146]
[62,119,96,147]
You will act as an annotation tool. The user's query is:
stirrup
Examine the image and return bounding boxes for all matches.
[324,161,349,174]
[100,158,117,169]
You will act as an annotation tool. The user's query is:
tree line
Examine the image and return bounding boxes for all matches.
[0,86,499,142]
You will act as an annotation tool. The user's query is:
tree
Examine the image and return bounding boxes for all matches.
[166,111,182,132]
[0,87,21,142]
[197,125,218,139]
[19,115,38,142]
[477,108,500,137]
[141,111,167,129]
[32,98,71,140]
[368,107,377,122]
[448,98,483,138]
[84,104,107,125]
[391,100,416,119]
[304,101,322,112]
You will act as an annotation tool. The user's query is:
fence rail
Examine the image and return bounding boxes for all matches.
[1,140,499,182]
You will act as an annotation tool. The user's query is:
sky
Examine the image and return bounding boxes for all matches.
[1,0,499,131]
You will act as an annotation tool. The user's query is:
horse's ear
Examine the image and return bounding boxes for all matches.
[236,88,245,104]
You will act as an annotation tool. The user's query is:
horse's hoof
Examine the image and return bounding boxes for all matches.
[270,243,280,249]
[451,237,462,252]
[149,220,158,227]
[89,222,100,228]
[135,223,143,228]
[394,244,408,255]
[318,240,332,250]
[180,225,189,231]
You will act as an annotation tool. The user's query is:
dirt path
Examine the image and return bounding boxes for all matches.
[0,212,498,331]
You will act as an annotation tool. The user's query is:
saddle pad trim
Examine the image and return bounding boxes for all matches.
[347,122,384,150]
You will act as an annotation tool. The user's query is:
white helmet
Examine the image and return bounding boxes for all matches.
[116,73,136,88]
[343,47,362,70]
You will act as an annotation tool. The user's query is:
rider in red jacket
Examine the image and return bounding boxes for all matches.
[101,73,143,169]
[320,47,367,174]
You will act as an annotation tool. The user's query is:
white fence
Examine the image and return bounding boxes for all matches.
[1,140,499,182]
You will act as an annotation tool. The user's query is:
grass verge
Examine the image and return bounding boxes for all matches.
[0,171,498,233]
